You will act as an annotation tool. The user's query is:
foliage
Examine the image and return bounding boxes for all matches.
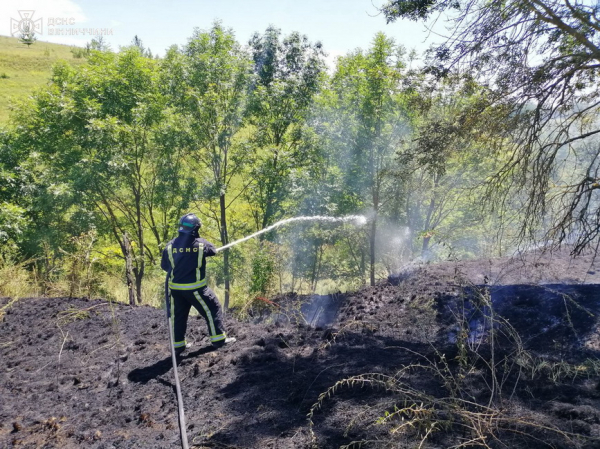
[161,22,253,308]
[9,48,187,303]
[131,35,153,58]
[0,202,26,250]
[246,26,326,231]
[19,25,37,48]
[329,33,412,285]
[398,74,515,255]
[382,0,600,254]
[0,20,552,304]
[249,242,276,297]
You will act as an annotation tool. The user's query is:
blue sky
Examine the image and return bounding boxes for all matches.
[1,0,443,66]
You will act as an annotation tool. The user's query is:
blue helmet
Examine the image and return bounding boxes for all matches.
[178,213,202,235]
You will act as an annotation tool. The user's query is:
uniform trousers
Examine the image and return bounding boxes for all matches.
[171,286,226,345]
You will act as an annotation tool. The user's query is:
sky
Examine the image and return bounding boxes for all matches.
[0,0,444,67]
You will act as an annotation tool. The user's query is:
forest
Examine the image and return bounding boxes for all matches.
[1,0,599,312]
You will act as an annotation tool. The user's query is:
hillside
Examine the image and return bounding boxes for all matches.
[0,35,87,124]
[2,250,600,448]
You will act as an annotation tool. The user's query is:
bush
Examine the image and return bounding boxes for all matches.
[70,46,89,59]
[250,242,276,297]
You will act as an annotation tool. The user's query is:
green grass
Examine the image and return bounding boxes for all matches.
[0,35,87,124]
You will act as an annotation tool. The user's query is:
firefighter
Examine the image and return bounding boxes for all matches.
[161,213,236,354]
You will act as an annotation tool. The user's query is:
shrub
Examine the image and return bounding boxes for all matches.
[250,242,276,297]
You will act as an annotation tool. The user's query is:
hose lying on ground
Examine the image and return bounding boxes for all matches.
[165,270,189,449]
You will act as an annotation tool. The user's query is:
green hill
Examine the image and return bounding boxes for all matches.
[0,35,87,124]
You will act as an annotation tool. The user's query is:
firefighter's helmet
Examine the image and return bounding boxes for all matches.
[178,213,202,235]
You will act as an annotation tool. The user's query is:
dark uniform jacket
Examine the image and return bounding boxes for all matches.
[161,233,217,290]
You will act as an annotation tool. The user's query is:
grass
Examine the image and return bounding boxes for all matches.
[0,256,40,320]
[0,256,40,299]
[0,35,87,124]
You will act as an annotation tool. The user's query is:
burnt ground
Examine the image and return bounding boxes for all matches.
[2,248,600,448]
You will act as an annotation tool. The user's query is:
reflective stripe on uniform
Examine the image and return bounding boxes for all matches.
[166,244,175,337]
[193,290,217,337]
[196,243,204,283]
[167,244,175,284]
[167,242,207,290]
[169,279,207,290]
[173,340,187,348]
[211,334,226,342]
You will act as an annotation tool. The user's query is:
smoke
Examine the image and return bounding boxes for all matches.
[300,294,342,327]
[375,220,414,275]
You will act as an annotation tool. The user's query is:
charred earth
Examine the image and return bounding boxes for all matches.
[2,249,600,448]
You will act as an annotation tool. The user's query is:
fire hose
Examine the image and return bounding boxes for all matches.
[161,215,366,447]
[164,269,190,449]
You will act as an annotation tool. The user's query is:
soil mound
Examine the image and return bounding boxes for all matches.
[2,250,600,448]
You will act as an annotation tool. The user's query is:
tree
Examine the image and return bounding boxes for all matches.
[11,49,186,304]
[0,132,27,253]
[246,26,326,232]
[131,35,153,58]
[89,36,110,52]
[381,0,600,253]
[162,23,252,308]
[398,75,516,255]
[19,24,36,48]
[330,33,410,285]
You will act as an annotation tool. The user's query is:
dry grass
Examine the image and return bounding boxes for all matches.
[0,257,40,319]
[0,257,40,299]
